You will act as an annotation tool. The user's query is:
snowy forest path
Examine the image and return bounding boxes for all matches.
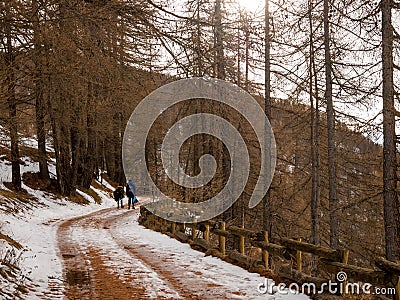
[55,206,252,299]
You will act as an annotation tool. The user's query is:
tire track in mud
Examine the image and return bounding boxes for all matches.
[57,207,246,299]
[57,208,179,299]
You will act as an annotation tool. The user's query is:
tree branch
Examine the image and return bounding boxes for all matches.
[145,0,212,26]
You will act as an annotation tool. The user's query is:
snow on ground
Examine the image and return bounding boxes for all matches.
[0,154,117,298]
[0,150,310,299]
[0,126,10,149]
[0,183,116,298]
[69,207,181,299]
[98,174,116,191]
[0,129,54,153]
[0,157,41,188]
[113,213,310,300]
[0,187,311,299]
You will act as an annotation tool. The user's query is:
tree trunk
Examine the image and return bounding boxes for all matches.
[32,0,50,180]
[382,0,400,261]
[108,111,125,185]
[104,134,115,179]
[309,0,320,247]
[81,83,97,189]
[5,3,21,189]
[214,0,230,220]
[196,0,203,77]
[8,82,21,190]
[50,108,73,196]
[47,72,73,196]
[58,130,73,196]
[70,113,81,194]
[263,0,272,234]
[323,0,339,249]
[214,0,225,80]
[35,79,50,180]
[245,16,250,91]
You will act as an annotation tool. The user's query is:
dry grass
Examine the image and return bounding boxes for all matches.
[24,172,97,205]
[0,145,55,163]
[0,233,23,250]
[0,184,39,205]
[100,173,118,189]
[0,186,43,216]
[91,180,112,194]
[0,146,9,157]
[0,187,29,204]
[78,187,102,204]
[69,193,89,205]
[22,172,59,194]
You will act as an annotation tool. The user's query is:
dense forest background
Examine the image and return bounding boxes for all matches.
[0,0,399,270]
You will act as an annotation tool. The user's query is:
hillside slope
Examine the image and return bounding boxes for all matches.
[0,143,310,299]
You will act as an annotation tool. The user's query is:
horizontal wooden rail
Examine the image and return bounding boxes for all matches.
[321,259,394,287]
[212,228,231,238]
[229,225,254,237]
[376,257,400,276]
[138,207,400,296]
[251,240,291,260]
[278,237,345,262]
[279,265,327,287]
[229,250,263,268]
[191,238,213,251]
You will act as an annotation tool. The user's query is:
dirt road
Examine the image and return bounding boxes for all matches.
[56,208,254,299]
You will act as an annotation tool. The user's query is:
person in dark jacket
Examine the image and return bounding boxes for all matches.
[113,186,124,208]
[126,180,137,209]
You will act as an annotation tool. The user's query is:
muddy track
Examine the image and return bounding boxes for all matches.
[57,208,151,299]
[57,208,243,299]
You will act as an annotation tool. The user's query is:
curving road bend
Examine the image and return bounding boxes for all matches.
[56,207,303,300]
[58,208,180,299]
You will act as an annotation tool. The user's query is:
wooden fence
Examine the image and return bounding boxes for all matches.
[139,206,400,299]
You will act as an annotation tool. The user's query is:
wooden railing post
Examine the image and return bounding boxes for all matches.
[296,238,302,272]
[171,222,176,234]
[262,231,269,270]
[219,221,226,255]
[341,249,349,295]
[341,249,349,264]
[239,232,245,255]
[191,220,197,240]
[204,224,210,242]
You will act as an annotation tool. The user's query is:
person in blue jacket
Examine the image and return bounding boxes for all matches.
[126,180,137,209]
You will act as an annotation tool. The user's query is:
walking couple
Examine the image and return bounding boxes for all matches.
[113,179,138,209]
